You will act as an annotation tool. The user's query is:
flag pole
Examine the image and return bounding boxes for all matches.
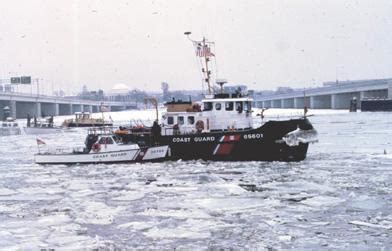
[36,137,41,154]
[184,32,214,95]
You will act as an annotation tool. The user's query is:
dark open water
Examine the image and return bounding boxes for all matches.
[0,111,391,249]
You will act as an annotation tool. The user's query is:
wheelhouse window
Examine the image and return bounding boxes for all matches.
[167,116,174,125]
[215,103,222,110]
[178,116,184,125]
[203,102,213,111]
[244,101,251,111]
[225,102,233,111]
[187,116,195,125]
[236,102,243,113]
[112,135,121,143]
[99,137,114,144]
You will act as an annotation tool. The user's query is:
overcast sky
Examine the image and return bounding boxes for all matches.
[1,0,392,94]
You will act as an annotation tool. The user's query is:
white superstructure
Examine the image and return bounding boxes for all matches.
[161,95,253,136]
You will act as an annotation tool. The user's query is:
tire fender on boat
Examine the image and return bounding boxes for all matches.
[196,120,204,132]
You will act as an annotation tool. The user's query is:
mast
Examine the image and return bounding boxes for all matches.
[184,32,215,95]
[202,37,212,94]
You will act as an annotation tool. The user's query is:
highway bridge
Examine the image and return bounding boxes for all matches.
[254,78,392,109]
[0,91,137,119]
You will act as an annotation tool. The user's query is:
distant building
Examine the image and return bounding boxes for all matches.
[223,84,248,94]
[276,86,294,94]
[107,83,131,102]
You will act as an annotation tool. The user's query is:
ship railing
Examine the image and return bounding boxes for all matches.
[162,125,199,136]
[87,126,117,135]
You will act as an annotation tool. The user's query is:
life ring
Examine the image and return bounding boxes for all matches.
[114,129,128,135]
[196,120,204,131]
[92,143,101,153]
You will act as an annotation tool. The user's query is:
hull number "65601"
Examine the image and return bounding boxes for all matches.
[243,133,263,140]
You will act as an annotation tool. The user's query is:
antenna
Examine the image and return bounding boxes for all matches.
[216,79,227,94]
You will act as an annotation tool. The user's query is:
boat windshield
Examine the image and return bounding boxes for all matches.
[112,135,122,143]
[98,137,114,144]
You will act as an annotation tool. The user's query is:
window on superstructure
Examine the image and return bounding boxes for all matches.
[244,101,251,111]
[203,102,212,111]
[215,103,221,110]
[236,102,243,113]
[187,116,195,125]
[178,116,184,125]
[225,102,233,111]
[167,116,174,125]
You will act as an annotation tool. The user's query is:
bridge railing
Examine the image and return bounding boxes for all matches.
[0,90,136,106]
[255,79,391,101]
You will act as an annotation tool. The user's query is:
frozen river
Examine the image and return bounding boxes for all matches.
[0,110,391,249]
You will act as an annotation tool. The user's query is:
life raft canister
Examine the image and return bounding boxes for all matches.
[92,143,101,153]
[196,120,204,131]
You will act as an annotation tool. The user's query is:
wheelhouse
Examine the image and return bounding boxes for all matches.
[161,95,254,135]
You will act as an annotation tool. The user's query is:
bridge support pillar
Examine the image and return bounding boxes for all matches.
[310,96,315,109]
[36,102,42,117]
[389,81,392,99]
[10,100,16,119]
[69,104,73,114]
[331,95,337,109]
[360,91,365,100]
[55,103,59,116]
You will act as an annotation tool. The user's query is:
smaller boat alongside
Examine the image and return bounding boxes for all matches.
[34,127,170,164]
[62,112,113,127]
[24,116,63,135]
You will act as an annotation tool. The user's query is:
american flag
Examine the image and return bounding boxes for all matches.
[195,43,214,57]
[36,138,46,145]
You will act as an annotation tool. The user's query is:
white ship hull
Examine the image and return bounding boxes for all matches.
[24,127,63,135]
[34,145,169,164]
